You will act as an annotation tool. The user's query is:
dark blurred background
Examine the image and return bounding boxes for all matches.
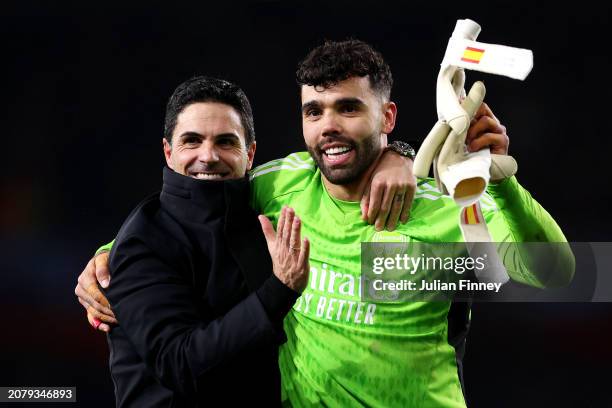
[1,1,610,407]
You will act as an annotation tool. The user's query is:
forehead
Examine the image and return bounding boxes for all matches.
[174,102,245,139]
[300,76,376,103]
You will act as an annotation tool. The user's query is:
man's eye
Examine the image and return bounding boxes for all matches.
[185,137,200,145]
[341,105,357,113]
[217,138,236,147]
[305,109,321,118]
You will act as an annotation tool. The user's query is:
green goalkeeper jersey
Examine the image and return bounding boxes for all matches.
[249,152,572,408]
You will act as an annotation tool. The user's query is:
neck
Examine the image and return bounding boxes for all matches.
[322,151,383,202]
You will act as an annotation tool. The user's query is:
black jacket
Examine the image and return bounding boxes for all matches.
[106,167,298,407]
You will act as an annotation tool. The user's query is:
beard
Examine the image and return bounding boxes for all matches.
[307,131,382,185]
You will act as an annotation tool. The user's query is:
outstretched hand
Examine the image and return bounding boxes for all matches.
[258,207,310,293]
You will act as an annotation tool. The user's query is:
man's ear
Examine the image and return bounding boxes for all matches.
[382,101,397,134]
[163,138,173,169]
[246,141,256,171]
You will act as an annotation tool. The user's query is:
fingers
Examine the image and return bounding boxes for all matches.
[75,274,115,317]
[297,237,310,270]
[473,102,498,122]
[385,189,406,231]
[360,183,371,221]
[94,252,111,288]
[87,312,110,333]
[374,186,395,231]
[468,132,509,154]
[466,116,505,147]
[79,297,117,325]
[75,282,94,309]
[400,189,413,224]
[366,181,385,224]
[87,282,113,310]
[277,207,287,242]
[258,215,276,244]
[466,106,508,155]
[281,207,294,246]
[82,285,117,323]
[86,313,100,329]
[79,257,97,289]
[75,262,115,319]
[75,280,117,322]
[289,215,301,252]
[270,207,308,292]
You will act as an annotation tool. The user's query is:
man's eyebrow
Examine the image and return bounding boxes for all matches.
[178,131,203,139]
[214,133,241,141]
[178,132,240,141]
[301,98,366,113]
[334,97,365,107]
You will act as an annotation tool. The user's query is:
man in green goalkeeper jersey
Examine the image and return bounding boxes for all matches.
[77,39,574,407]
[252,40,572,407]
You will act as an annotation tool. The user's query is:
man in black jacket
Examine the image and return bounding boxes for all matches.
[105,76,310,407]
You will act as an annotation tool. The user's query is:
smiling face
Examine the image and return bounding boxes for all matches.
[163,102,255,180]
[301,76,396,186]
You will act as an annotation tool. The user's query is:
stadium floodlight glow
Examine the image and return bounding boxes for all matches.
[413,19,534,284]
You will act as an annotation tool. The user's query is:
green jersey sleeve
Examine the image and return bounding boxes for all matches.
[249,152,317,217]
[95,240,115,255]
[483,176,575,288]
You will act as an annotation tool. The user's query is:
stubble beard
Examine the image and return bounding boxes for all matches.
[307,132,382,186]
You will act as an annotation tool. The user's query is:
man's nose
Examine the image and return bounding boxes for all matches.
[320,111,343,137]
[197,142,219,163]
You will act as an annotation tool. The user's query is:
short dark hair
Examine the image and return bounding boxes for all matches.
[164,76,255,146]
[296,39,393,100]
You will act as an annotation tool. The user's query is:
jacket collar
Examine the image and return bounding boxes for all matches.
[160,166,249,224]
[159,167,270,291]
